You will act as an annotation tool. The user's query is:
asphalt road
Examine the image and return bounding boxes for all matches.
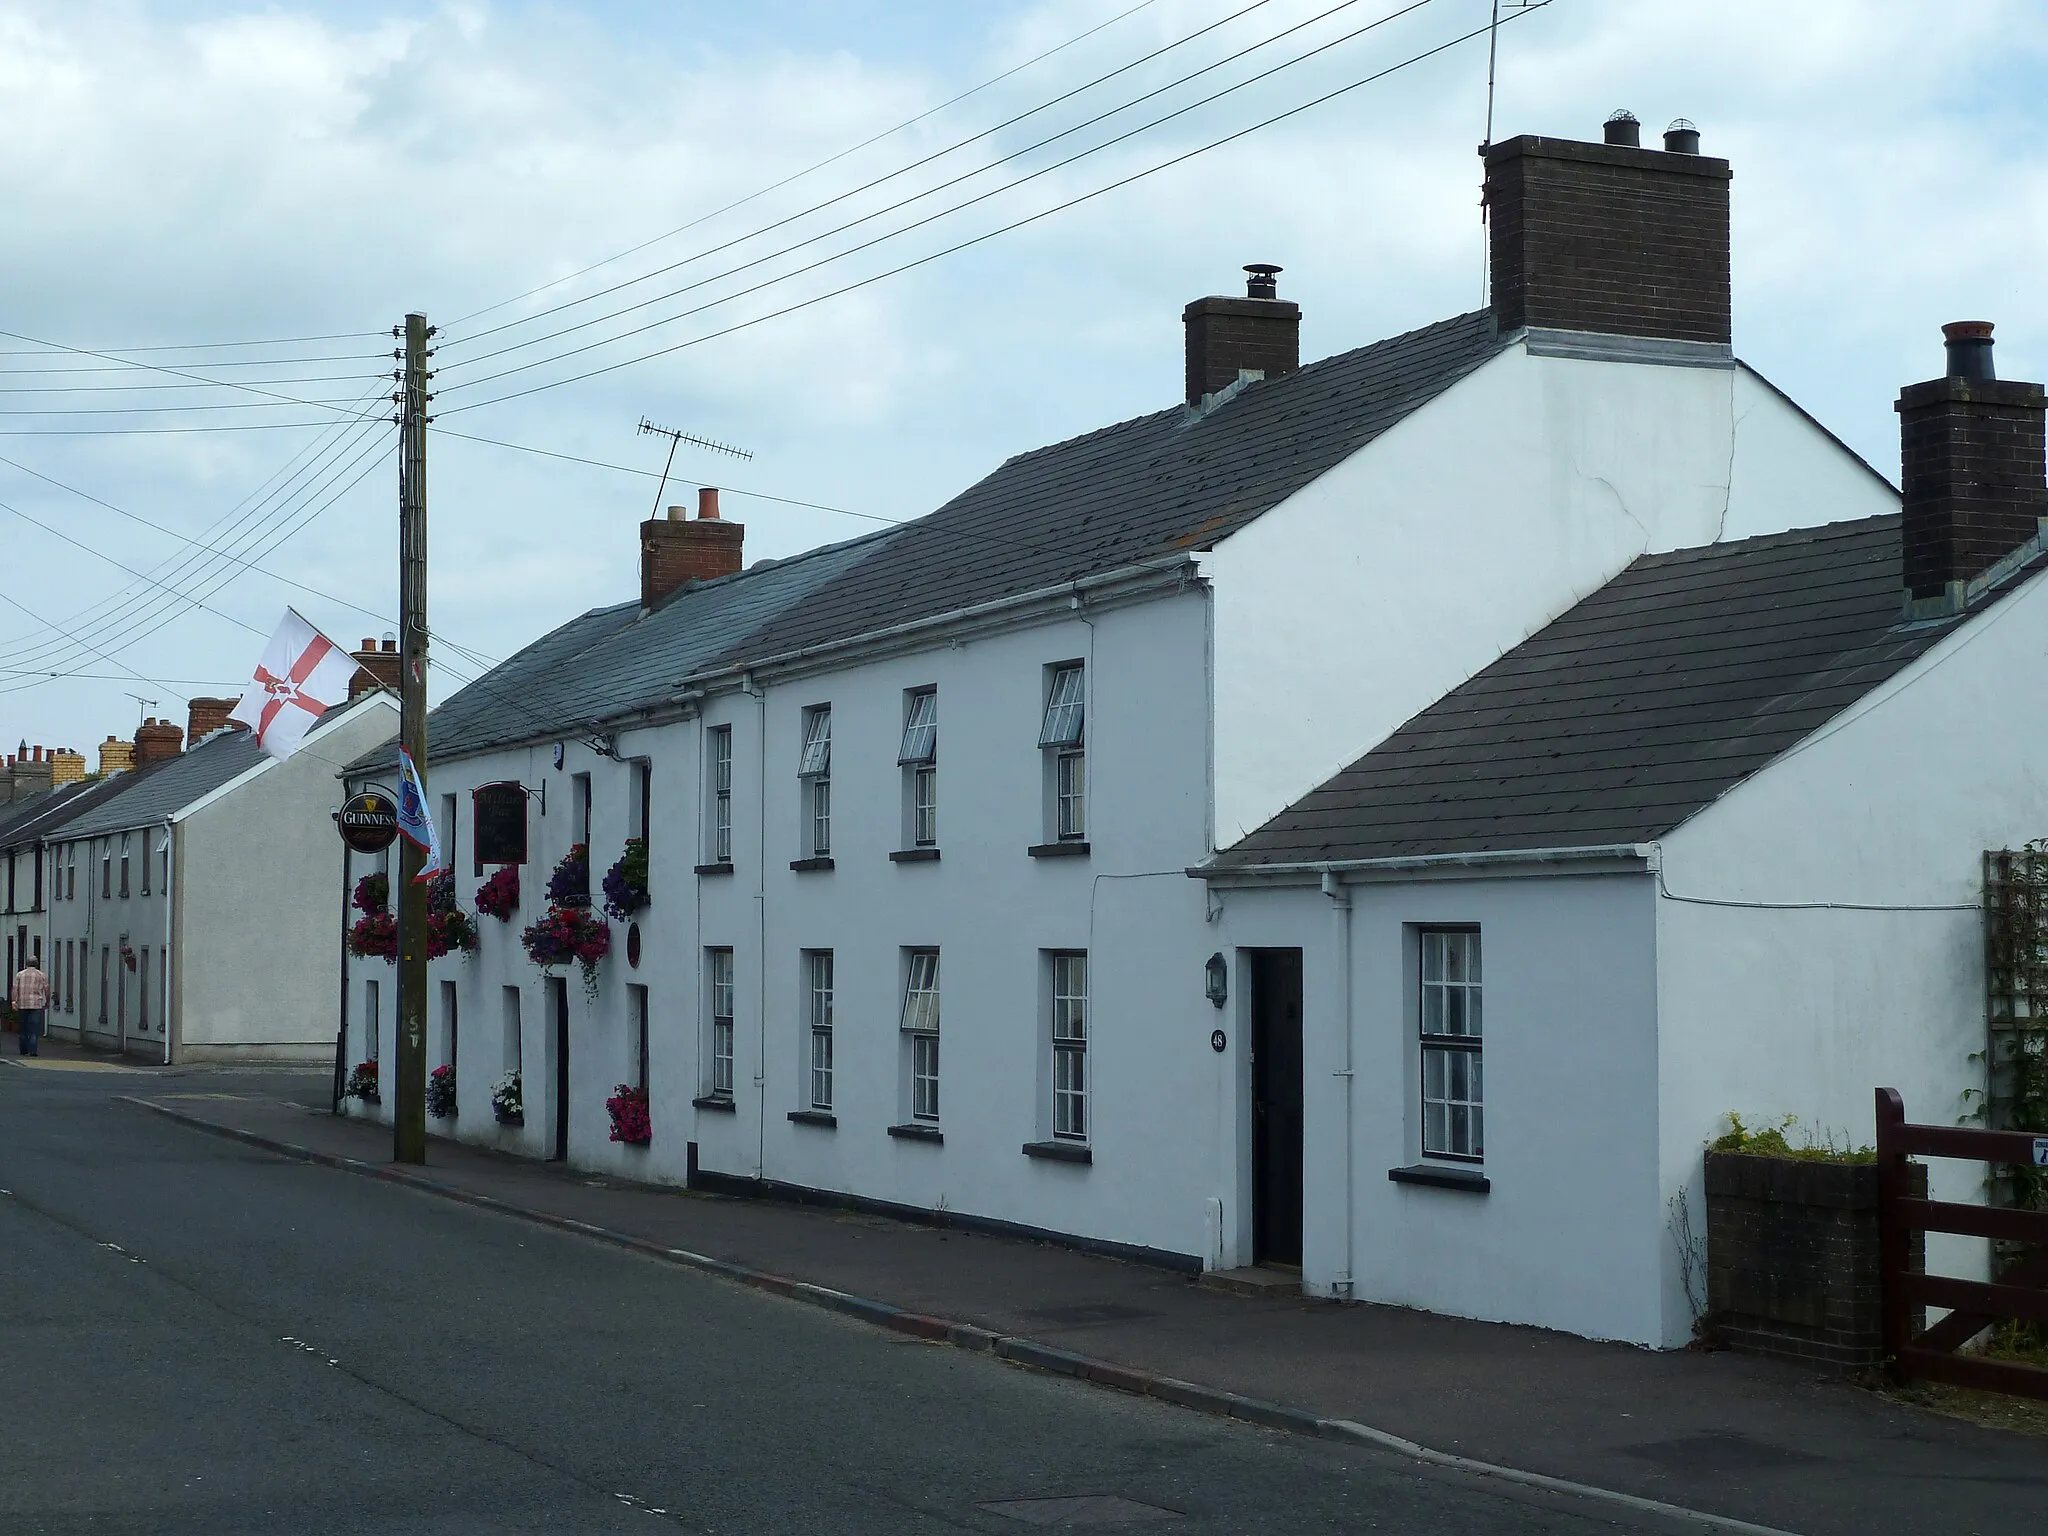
[2,1063,1701,1535]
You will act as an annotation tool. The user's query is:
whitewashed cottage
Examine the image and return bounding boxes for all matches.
[342,117,1969,1341]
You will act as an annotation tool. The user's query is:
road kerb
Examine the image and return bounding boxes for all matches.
[117,1094,1808,1536]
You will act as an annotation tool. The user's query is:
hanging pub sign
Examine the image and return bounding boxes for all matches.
[474,780,529,865]
[337,789,400,854]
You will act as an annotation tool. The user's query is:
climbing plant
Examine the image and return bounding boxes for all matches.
[1980,846,2048,1211]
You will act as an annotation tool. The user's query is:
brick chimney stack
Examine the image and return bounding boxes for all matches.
[1896,321,2046,616]
[135,717,183,765]
[49,748,85,786]
[350,636,400,699]
[99,735,135,776]
[641,485,744,612]
[187,696,240,743]
[1183,265,1300,408]
[1483,112,1731,345]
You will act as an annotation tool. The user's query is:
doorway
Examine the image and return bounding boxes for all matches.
[548,977,570,1161]
[1249,949,1304,1267]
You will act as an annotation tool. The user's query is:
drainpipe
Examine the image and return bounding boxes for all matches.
[160,819,174,1067]
[1321,867,1355,1301]
[748,673,769,1182]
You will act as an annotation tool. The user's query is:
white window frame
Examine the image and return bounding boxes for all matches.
[1041,664,1087,842]
[798,707,832,857]
[1418,928,1483,1163]
[805,950,834,1111]
[901,949,940,1122]
[708,948,735,1098]
[1050,952,1087,1141]
[709,726,733,864]
[900,690,938,849]
[1056,750,1086,841]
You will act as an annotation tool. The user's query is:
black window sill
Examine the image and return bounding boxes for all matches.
[787,1109,837,1129]
[1388,1163,1489,1194]
[692,1094,737,1113]
[1022,1139,1092,1165]
[694,861,734,877]
[890,847,940,863]
[789,856,835,873]
[1027,841,1090,859]
[887,1122,943,1144]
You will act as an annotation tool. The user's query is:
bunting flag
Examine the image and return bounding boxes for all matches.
[229,609,359,761]
[396,748,446,882]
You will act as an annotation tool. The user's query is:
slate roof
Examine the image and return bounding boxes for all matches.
[57,727,273,840]
[716,311,1506,664]
[348,529,892,772]
[372,310,1507,774]
[0,773,155,848]
[1209,515,2030,867]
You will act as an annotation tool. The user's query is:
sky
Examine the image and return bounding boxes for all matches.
[1,0,2044,764]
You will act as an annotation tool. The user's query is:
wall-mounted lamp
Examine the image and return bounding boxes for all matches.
[1205,951,1229,1009]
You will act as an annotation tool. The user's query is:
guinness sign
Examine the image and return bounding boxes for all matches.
[337,790,400,854]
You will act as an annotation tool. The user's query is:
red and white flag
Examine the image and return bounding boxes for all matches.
[230,609,360,761]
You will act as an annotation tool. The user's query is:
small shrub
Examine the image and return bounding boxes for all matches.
[1710,1112,1874,1164]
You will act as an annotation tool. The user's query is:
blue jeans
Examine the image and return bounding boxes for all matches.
[17,1008,42,1055]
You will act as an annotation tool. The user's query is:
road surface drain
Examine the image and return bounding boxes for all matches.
[979,1495,1181,1525]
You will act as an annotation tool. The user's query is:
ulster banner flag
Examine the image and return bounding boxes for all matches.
[229,609,360,761]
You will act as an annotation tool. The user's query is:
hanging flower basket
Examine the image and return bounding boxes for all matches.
[426,1063,458,1118]
[602,838,650,920]
[475,865,520,921]
[426,872,479,959]
[546,843,591,907]
[344,1059,380,1103]
[491,1071,524,1125]
[348,911,398,961]
[521,903,610,1002]
[353,872,390,916]
[607,1084,651,1145]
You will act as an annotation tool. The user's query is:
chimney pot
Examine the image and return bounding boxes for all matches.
[1896,320,2046,605]
[381,637,396,652]
[1943,320,1997,382]
[667,504,687,522]
[1662,118,1700,155]
[698,486,721,520]
[361,637,376,652]
[32,746,43,762]
[642,500,745,610]
[1244,263,1282,300]
[1603,109,1641,147]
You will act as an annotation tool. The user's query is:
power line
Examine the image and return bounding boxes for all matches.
[0,373,390,394]
[442,0,1165,331]
[0,352,390,372]
[0,331,382,355]
[441,0,1279,355]
[444,0,1527,415]
[0,327,389,423]
[435,0,1433,398]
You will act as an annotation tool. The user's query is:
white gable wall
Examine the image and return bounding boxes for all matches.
[1652,570,2048,1345]
[1202,346,1900,846]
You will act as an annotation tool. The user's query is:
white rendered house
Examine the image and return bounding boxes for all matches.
[343,120,1925,1328]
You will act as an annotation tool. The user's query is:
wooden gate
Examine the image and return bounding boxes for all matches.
[1876,1087,2048,1397]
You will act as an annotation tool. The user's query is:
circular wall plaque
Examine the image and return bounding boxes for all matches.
[1210,1029,1227,1054]
[337,790,399,853]
[627,923,642,968]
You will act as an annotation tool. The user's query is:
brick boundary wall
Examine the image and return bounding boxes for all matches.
[1705,1150,1925,1371]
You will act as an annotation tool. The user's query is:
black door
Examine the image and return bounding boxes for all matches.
[551,978,570,1161]
[1250,949,1304,1267]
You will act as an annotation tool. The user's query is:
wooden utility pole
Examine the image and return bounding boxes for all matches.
[394,311,432,1165]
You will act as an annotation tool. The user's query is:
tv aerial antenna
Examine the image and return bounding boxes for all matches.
[125,693,159,729]
[636,418,754,520]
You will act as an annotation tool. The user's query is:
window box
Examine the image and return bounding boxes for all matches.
[890,847,940,864]
[694,861,735,877]
[787,1109,837,1129]
[1027,841,1090,859]
[888,1123,943,1144]
[692,1093,737,1113]
[1388,1164,1489,1194]
[1022,1140,1091,1165]
[789,856,835,873]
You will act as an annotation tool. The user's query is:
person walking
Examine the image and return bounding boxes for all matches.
[10,952,49,1057]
